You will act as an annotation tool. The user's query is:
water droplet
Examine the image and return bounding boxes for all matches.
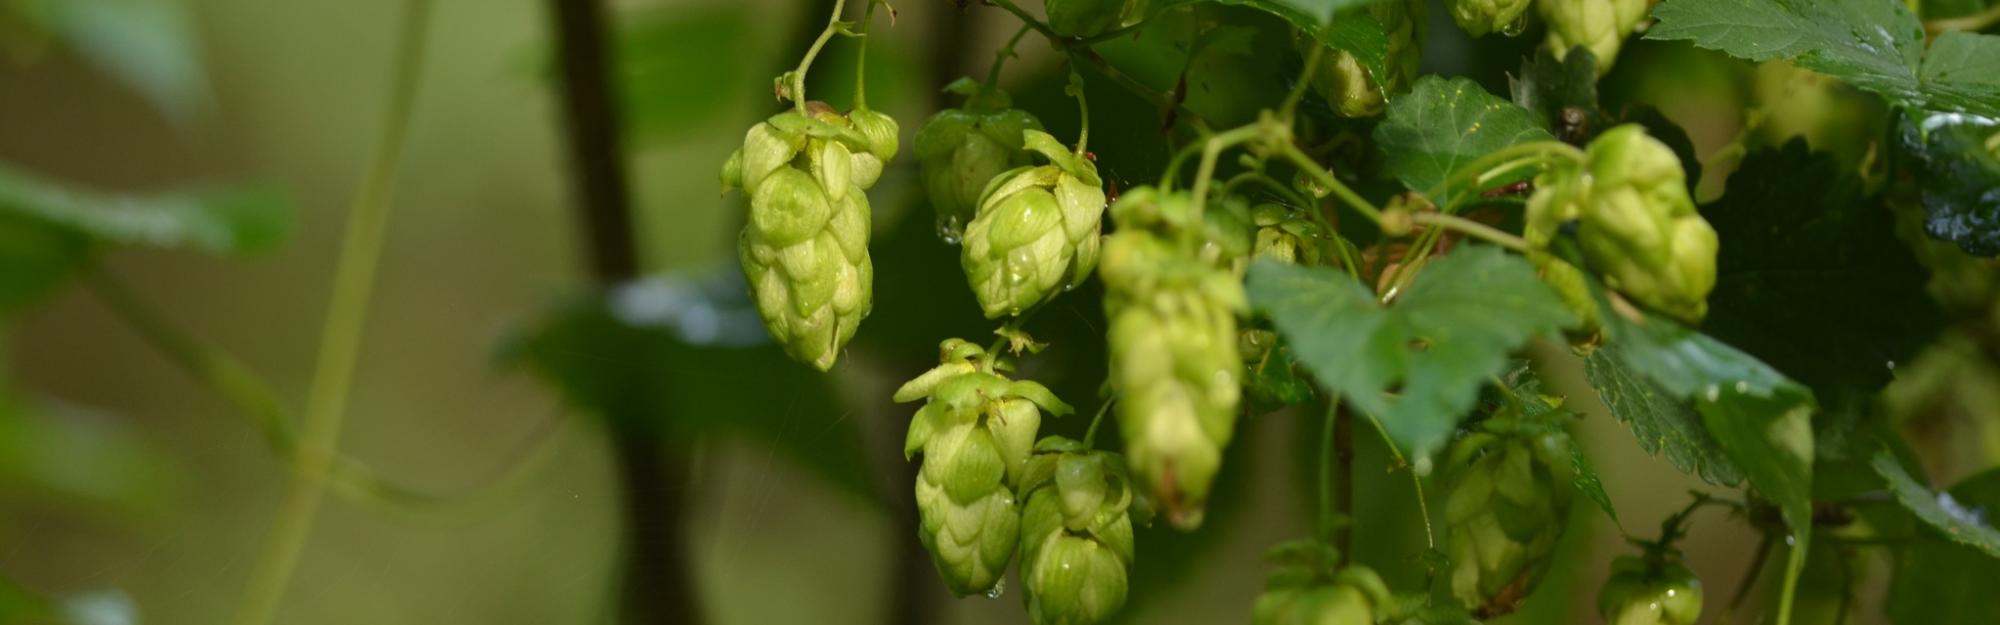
[1784,534,1796,546]
[1733,381,1749,394]
[937,216,964,244]
[985,578,1007,599]
[1703,384,1721,402]
[1887,360,1898,371]
[1665,589,1676,598]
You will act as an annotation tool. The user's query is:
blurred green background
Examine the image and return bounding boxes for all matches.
[2,0,1971,624]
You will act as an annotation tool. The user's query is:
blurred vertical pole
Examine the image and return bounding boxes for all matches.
[543,0,699,624]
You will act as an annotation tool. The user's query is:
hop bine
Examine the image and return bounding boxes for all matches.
[1016,437,1137,625]
[1442,408,1577,617]
[961,129,1107,318]
[898,339,1073,596]
[1100,186,1245,529]
[721,103,898,370]
[1526,124,1719,325]
[1252,542,1392,625]
[915,79,1046,240]
[1294,0,1424,118]
[1599,554,1703,625]
[1538,0,1649,74]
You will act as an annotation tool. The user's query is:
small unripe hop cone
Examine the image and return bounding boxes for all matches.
[1294,0,1423,118]
[721,103,899,370]
[1598,554,1703,625]
[1017,438,1137,625]
[961,130,1107,319]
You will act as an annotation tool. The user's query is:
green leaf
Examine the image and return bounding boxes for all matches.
[1206,0,1383,33]
[1648,0,2000,118]
[617,7,753,142]
[1583,349,1745,486]
[1247,247,1576,464]
[1887,469,2000,625]
[1872,452,2000,558]
[38,0,210,120]
[0,164,294,255]
[1700,141,1942,417]
[1509,46,1601,141]
[1898,112,2000,256]
[1373,76,1554,200]
[504,273,878,504]
[1597,304,1817,623]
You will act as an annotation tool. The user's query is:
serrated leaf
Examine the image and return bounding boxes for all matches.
[1899,112,2000,256]
[1872,452,2000,558]
[0,164,294,255]
[504,271,878,504]
[1584,349,1745,486]
[1700,141,1942,417]
[1598,303,1816,624]
[1569,443,1617,524]
[1887,469,2000,624]
[1248,247,1576,463]
[1374,76,1554,200]
[1649,0,2000,118]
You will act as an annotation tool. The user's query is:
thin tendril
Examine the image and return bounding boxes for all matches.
[790,0,852,112]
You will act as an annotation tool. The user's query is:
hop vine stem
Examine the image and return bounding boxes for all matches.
[229,1,434,623]
[791,0,851,112]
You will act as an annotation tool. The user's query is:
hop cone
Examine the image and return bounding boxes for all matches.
[1525,125,1717,324]
[899,339,1073,596]
[1598,555,1703,625]
[1017,437,1136,625]
[1443,423,1576,616]
[1242,204,1323,409]
[961,129,1106,318]
[1045,0,1150,38]
[1100,187,1245,529]
[1538,0,1649,74]
[915,80,1046,239]
[1253,543,1391,625]
[1450,0,1531,37]
[721,104,897,370]
[1296,0,1423,117]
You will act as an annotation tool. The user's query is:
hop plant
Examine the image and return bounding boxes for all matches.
[915,79,1047,239]
[899,339,1074,595]
[1537,0,1649,74]
[721,103,897,370]
[961,129,1107,318]
[1296,0,1424,117]
[1526,125,1718,324]
[1016,437,1137,625]
[1252,542,1392,625]
[1045,0,1150,38]
[1100,187,1245,528]
[1598,554,1704,625]
[1442,410,1577,616]
[1450,0,1531,37]
[1241,204,1324,408]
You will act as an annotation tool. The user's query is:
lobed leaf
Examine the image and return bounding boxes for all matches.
[1374,76,1553,201]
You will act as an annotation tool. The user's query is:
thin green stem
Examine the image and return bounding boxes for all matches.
[985,23,1035,89]
[1317,398,1336,542]
[1071,48,1207,132]
[1189,126,1263,217]
[1426,142,1585,210]
[854,0,878,110]
[1083,399,1114,448]
[1279,41,1324,123]
[1410,212,1530,253]
[1280,143,1383,225]
[1925,2,2000,34]
[229,1,432,623]
[985,0,1061,41]
[1068,62,1091,155]
[1719,531,1775,625]
[1356,408,1434,551]
[790,0,851,112]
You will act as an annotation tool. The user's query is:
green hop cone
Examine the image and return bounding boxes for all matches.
[1598,555,1703,625]
[1523,125,1717,324]
[1241,204,1323,409]
[1252,542,1392,625]
[1522,186,1601,335]
[1100,187,1245,529]
[1250,203,1324,267]
[1045,0,1150,38]
[900,339,1074,596]
[1017,437,1136,625]
[1442,422,1576,616]
[961,129,1107,318]
[723,104,898,370]
[915,79,1046,239]
[1450,0,1531,37]
[1538,0,1649,74]
[1296,0,1424,118]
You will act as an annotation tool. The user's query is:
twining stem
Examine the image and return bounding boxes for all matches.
[1925,3,2000,34]
[985,0,1060,40]
[984,23,1035,88]
[791,0,851,112]
[229,1,433,623]
[1082,399,1114,448]
[1068,63,1091,155]
[1425,141,1585,209]
[1188,125,1264,217]
[1410,212,1531,252]
[1280,143,1383,225]
[1278,39,1324,123]
[1355,407,1435,552]
[1333,402,1354,562]
[855,0,879,110]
